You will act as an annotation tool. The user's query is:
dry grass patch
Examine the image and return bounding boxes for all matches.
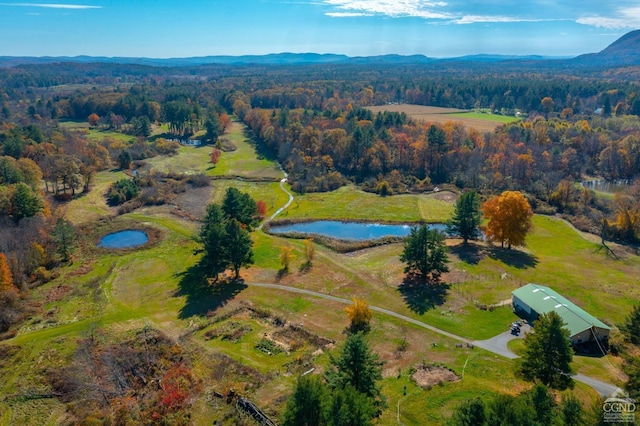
[412,364,461,388]
[367,104,512,132]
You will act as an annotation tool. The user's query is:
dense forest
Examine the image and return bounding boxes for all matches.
[1,59,640,336]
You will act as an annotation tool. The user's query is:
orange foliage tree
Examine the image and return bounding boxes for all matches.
[88,113,100,127]
[210,148,221,165]
[256,200,267,219]
[345,298,372,333]
[0,253,16,293]
[481,191,533,249]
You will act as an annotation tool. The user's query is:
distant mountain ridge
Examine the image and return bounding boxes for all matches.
[574,29,640,66]
[1,30,639,68]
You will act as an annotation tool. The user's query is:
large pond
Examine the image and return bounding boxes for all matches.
[98,230,149,249]
[269,220,447,241]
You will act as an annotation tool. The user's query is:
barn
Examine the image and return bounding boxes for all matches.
[512,283,610,345]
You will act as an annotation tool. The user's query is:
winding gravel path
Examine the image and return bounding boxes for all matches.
[245,281,622,397]
[258,165,293,230]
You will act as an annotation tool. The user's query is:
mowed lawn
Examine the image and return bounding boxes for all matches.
[280,185,454,223]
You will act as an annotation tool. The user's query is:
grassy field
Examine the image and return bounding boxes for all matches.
[280,185,454,223]
[450,111,521,124]
[1,118,636,424]
[367,104,520,132]
[63,169,126,225]
[211,121,282,179]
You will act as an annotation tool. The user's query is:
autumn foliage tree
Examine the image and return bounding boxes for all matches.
[279,245,295,273]
[303,238,315,268]
[210,148,221,166]
[256,200,267,219]
[0,253,15,293]
[612,185,640,242]
[88,113,100,127]
[345,298,373,333]
[481,191,533,249]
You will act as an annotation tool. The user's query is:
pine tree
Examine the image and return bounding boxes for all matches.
[623,304,640,344]
[519,311,574,390]
[198,204,228,282]
[400,225,449,283]
[325,333,385,415]
[282,375,327,426]
[222,187,258,230]
[51,218,76,262]
[224,218,254,279]
[447,191,482,244]
[447,398,486,426]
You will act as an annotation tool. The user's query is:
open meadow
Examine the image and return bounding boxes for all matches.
[367,104,520,132]
[1,119,637,425]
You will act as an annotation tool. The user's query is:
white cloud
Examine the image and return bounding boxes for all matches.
[323,0,450,20]
[0,3,101,9]
[325,12,373,17]
[577,6,640,29]
[453,15,555,25]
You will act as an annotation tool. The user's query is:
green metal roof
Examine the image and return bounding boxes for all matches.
[512,283,611,337]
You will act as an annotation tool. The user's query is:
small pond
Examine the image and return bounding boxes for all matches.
[269,220,447,241]
[98,230,149,249]
[581,179,630,193]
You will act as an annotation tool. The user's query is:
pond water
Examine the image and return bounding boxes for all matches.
[269,220,447,241]
[98,230,149,249]
[581,179,630,193]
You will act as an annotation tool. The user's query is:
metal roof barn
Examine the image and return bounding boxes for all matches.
[512,283,610,344]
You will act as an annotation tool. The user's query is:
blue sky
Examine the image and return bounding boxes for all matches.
[0,1,638,58]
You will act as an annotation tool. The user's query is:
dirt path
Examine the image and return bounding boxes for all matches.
[258,164,293,229]
[244,281,622,397]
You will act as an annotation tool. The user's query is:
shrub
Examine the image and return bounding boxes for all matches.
[107,178,140,206]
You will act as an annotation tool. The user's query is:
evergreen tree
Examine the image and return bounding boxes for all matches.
[198,204,228,282]
[204,113,221,144]
[222,187,258,229]
[282,375,327,426]
[447,191,482,244]
[11,182,43,222]
[623,304,640,345]
[447,398,486,426]
[519,311,574,390]
[118,150,132,170]
[325,333,385,416]
[51,218,76,263]
[327,386,375,426]
[224,218,254,279]
[527,384,555,426]
[623,355,640,400]
[400,225,449,283]
[560,394,585,426]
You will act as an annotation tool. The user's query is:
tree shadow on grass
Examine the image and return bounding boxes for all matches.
[449,243,485,265]
[174,263,247,319]
[487,247,538,269]
[398,273,449,315]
